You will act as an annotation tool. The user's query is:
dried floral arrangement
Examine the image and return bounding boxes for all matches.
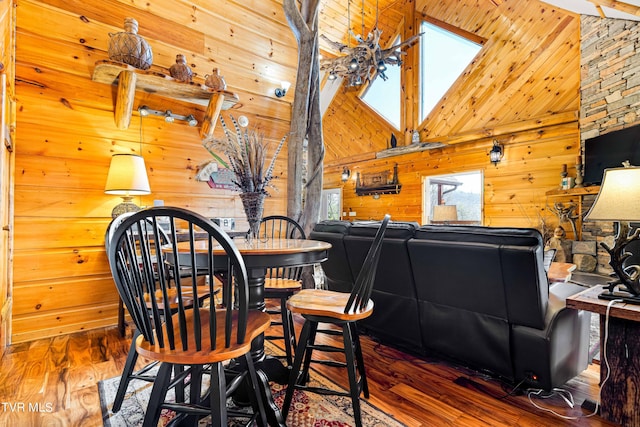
[202,116,287,195]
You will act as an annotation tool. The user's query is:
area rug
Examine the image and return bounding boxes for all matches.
[98,362,404,427]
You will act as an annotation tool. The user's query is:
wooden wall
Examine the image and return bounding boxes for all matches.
[6,0,597,343]
[12,0,296,343]
[1,0,16,356]
[322,1,582,231]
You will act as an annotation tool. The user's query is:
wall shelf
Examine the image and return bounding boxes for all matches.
[546,186,600,197]
[91,60,240,137]
[355,163,401,196]
[355,184,402,196]
[376,142,446,159]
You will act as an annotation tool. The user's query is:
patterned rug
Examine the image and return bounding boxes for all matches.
[98,361,404,427]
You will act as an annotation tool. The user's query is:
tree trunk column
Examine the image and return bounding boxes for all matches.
[599,315,640,424]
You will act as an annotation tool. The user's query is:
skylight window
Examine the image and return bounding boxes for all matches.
[420,22,482,121]
[360,35,402,130]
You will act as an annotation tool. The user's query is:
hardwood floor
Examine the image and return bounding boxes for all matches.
[0,316,614,426]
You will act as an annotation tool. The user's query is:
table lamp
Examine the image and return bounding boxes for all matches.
[584,165,640,302]
[104,154,151,218]
[432,204,458,224]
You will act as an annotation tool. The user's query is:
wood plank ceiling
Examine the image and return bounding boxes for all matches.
[319,0,405,56]
[318,0,640,160]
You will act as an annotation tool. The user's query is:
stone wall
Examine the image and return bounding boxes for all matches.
[580,15,640,140]
[579,15,640,275]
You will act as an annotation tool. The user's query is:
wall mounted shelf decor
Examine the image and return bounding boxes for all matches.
[376,141,446,159]
[91,60,240,137]
[356,163,401,196]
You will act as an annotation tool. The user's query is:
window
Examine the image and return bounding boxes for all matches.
[320,188,342,220]
[420,22,482,121]
[360,35,402,129]
[422,171,483,225]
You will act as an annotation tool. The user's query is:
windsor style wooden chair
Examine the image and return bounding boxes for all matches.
[107,207,270,426]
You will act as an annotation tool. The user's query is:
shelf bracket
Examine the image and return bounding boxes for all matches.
[114,70,137,130]
[200,92,225,139]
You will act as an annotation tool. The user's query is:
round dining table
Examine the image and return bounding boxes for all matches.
[172,237,331,426]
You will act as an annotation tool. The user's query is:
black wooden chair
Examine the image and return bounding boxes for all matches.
[107,206,270,426]
[258,215,306,366]
[281,214,390,427]
[106,213,220,413]
[106,212,160,413]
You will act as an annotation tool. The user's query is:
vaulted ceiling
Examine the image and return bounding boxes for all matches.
[318,0,406,56]
[321,0,585,161]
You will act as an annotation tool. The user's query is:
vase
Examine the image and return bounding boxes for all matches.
[169,54,193,82]
[108,18,153,70]
[239,192,266,244]
[204,68,227,91]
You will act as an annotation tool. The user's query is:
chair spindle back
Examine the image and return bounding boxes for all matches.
[345,214,390,314]
[107,207,249,352]
[259,215,307,281]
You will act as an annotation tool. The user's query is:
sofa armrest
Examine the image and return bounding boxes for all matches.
[544,282,588,328]
[511,281,590,389]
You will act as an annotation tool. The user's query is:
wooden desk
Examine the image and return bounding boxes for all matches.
[548,262,576,283]
[567,285,640,425]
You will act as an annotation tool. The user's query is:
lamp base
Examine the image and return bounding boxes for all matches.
[111,201,141,219]
[598,289,640,305]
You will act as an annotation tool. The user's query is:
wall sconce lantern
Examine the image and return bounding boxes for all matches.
[275,81,291,98]
[490,140,504,166]
[341,166,351,182]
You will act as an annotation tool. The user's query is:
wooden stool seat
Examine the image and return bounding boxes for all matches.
[286,289,373,321]
[137,309,270,364]
[264,277,303,292]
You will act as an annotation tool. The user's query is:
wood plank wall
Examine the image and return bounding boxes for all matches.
[322,1,582,232]
[10,0,587,343]
[1,0,16,356]
[12,0,295,343]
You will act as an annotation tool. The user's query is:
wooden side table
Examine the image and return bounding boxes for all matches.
[548,262,576,283]
[567,285,640,425]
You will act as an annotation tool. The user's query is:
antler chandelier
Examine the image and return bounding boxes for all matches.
[320,0,421,87]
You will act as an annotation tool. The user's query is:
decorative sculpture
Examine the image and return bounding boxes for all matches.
[108,18,153,70]
[320,29,421,87]
[600,222,640,297]
[545,226,572,263]
[552,202,579,238]
[169,54,193,82]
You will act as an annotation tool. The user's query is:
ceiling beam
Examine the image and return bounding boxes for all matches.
[589,0,640,17]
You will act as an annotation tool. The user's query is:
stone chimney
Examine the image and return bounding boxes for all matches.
[579,15,640,275]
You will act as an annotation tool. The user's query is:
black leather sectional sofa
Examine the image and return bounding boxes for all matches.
[309,220,590,391]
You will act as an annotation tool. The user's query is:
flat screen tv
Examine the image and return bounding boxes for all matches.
[584,124,640,185]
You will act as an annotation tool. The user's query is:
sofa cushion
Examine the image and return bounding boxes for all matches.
[410,225,548,330]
